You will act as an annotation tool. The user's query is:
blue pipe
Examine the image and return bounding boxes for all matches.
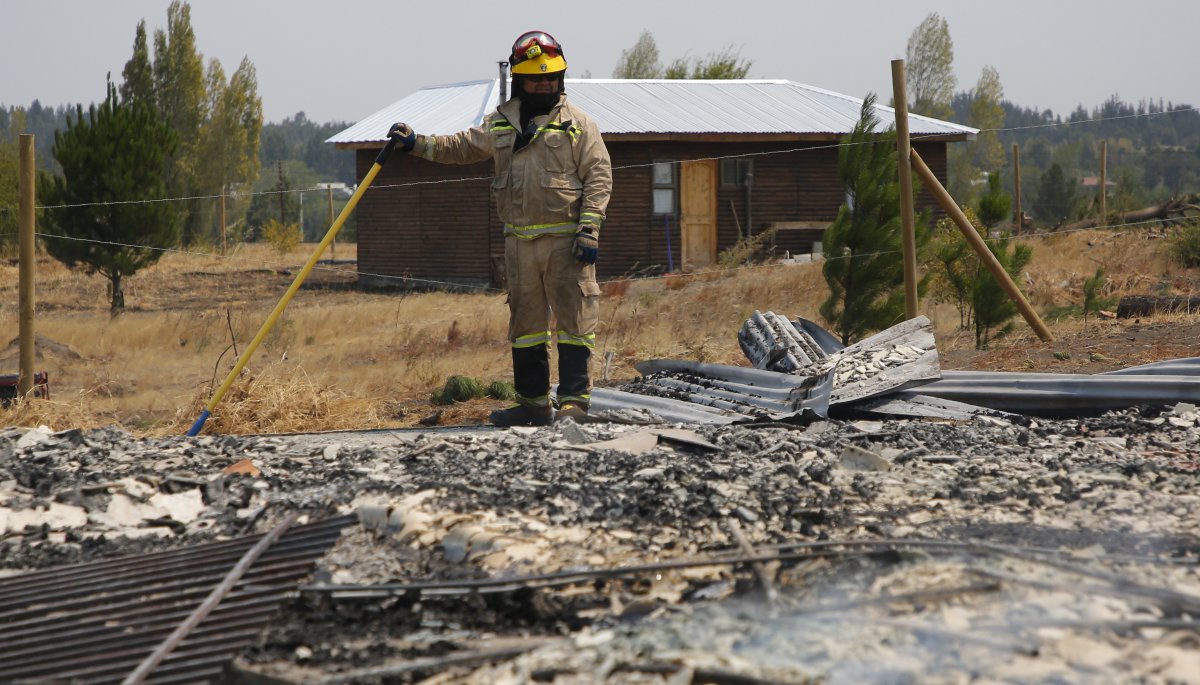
[186,410,211,437]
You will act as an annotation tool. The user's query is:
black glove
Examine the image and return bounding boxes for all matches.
[387,122,416,152]
[573,225,599,265]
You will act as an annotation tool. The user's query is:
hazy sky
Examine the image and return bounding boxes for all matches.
[3,1,1197,125]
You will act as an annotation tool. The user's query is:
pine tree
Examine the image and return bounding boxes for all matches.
[976,172,1012,228]
[38,81,179,311]
[971,234,1033,348]
[1033,163,1076,225]
[821,94,931,345]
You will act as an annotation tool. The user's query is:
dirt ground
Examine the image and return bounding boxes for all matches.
[3,232,1199,434]
[939,318,1200,374]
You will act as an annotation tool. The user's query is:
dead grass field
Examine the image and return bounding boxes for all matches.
[1,227,1197,435]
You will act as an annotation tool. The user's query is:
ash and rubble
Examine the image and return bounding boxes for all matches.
[3,402,1200,683]
[4,315,1200,683]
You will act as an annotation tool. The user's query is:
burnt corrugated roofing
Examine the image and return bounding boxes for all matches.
[327,78,977,145]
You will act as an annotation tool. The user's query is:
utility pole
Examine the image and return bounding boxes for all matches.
[1012,144,1022,235]
[276,160,286,224]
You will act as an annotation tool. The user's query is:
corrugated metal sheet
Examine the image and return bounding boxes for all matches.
[916,369,1200,415]
[327,79,976,145]
[585,359,833,425]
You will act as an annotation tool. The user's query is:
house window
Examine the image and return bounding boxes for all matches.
[652,161,676,215]
[721,158,754,186]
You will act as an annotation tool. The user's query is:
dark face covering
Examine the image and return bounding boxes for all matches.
[514,74,564,123]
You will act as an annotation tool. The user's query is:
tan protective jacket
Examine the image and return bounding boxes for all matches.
[410,94,611,238]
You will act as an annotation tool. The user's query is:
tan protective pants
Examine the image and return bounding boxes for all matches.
[505,234,601,406]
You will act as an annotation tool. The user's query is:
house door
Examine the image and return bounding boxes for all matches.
[679,159,717,271]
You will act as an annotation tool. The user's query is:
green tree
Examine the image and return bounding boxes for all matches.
[821,94,931,345]
[1081,266,1115,329]
[969,66,1006,171]
[612,31,751,80]
[906,13,956,121]
[663,46,752,79]
[193,56,263,242]
[149,1,206,245]
[612,30,661,78]
[120,21,155,106]
[971,234,1033,348]
[928,214,977,330]
[0,112,23,254]
[38,81,179,311]
[976,171,1012,228]
[1034,163,1076,225]
[121,1,262,247]
[952,65,1005,199]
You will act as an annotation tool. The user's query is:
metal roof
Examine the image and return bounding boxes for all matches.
[327,79,977,146]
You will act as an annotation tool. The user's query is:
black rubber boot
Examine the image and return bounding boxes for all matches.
[512,345,551,404]
[489,403,553,427]
[556,343,592,408]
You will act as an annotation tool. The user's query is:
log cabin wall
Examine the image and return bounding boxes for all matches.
[353,139,950,287]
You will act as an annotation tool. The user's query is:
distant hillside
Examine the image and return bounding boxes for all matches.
[951,92,1200,211]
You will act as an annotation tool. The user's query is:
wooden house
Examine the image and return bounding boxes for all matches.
[328,79,976,288]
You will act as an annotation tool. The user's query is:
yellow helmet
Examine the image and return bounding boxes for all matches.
[509,30,567,75]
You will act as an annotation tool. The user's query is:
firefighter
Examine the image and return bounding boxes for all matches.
[388,30,612,426]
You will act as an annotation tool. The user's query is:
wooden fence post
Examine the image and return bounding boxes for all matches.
[1099,140,1107,224]
[18,134,35,398]
[327,187,336,261]
[891,59,919,319]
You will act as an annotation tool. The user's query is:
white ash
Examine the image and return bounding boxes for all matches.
[2,405,1199,683]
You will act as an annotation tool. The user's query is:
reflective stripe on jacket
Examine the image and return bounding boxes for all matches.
[409,94,611,237]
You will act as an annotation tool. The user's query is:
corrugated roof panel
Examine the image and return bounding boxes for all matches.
[327,79,977,145]
[330,80,500,145]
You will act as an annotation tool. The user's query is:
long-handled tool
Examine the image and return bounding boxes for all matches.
[186,137,399,436]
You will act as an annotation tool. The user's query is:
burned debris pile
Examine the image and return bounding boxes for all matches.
[603,312,1200,423]
[2,313,1200,683]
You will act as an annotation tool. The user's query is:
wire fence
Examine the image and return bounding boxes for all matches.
[7,103,1198,294]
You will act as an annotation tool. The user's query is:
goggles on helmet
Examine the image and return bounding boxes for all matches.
[510,31,563,65]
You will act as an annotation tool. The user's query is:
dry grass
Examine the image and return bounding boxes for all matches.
[0,229,1196,435]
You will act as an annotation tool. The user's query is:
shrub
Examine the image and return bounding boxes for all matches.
[1170,221,1200,268]
[261,218,301,257]
[717,226,780,269]
[486,381,516,401]
[432,375,484,405]
[1082,266,1116,328]
[431,376,514,404]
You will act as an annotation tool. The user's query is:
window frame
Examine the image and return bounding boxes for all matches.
[651,160,677,216]
[720,158,754,187]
